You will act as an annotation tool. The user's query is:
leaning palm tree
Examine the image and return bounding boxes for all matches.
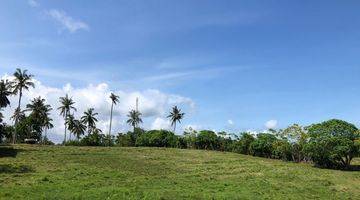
[108,93,119,143]
[81,108,98,134]
[71,119,86,140]
[58,94,77,143]
[127,109,142,132]
[11,68,34,143]
[167,106,185,133]
[0,80,12,108]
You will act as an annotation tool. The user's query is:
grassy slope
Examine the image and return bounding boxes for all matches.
[0,145,359,200]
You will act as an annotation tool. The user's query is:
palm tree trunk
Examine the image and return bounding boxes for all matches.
[13,89,22,144]
[63,110,67,144]
[108,102,114,146]
[173,122,176,133]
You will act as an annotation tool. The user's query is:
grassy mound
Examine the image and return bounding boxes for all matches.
[0,145,359,199]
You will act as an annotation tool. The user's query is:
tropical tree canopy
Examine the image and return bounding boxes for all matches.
[0,79,12,108]
[127,109,142,130]
[167,106,185,132]
[81,108,98,133]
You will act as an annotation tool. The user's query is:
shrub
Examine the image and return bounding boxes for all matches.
[272,140,293,161]
[234,133,255,154]
[250,133,278,158]
[195,130,219,150]
[136,130,178,148]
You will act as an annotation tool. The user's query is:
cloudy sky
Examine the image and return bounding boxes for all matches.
[1,0,360,142]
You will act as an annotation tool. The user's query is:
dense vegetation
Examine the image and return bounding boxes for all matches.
[1,69,360,170]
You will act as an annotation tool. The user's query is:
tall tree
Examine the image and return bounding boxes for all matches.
[58,94,77,143]
[167,106,185,133]
[127,109,142,132]
[43,116,54,144]
[25,96,52,140]
[0,80,12,108]
[11,68,34,143]
[71,119,86,140]
[108,93,119,144]
[65,114,76,140]
[81,108,98,134]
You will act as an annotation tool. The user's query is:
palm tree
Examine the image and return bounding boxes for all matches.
[26,96,52,140]
[71,119,86,140]
[108,93,119,144]
[11,68,34,143]
[0,79,12,108]
[11,108,25,123]
[65,114,75,140]
[81,108,98,134]
[43,116,54,144]
[58,94,77,143]
[127,109,142,132]
[167,106,185,133]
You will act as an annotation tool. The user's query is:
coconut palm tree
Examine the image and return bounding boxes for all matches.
[71,119,86,140]
[81,108,98,134]
[26,96,52,140]
[58,94,77,143]
[127,109,142,132]
[11,68,34,143]
[65,114,76,140]
[43,116,54,144]
[167,106,185,133]
[0,79,12,108]
[11,108,25,123]
[108,93,119,143]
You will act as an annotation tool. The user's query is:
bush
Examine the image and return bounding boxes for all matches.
[136,130,178,148]
[250,133,278,158]
[272,140,293,161]
[195,130,219,150]
[234,133,255,154]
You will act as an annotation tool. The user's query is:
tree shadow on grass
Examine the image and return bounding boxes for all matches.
[0,146,25,158]
[0,164,34,174]
[341,165,360,172]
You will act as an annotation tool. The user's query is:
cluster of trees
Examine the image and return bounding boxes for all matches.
[1,68,359,170]
[112,120,359,170]
[0,68,185,145]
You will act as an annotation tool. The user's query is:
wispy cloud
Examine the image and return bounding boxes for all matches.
[27,0,39,7]
[45,9,89,33]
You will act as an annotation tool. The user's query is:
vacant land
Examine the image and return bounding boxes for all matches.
[0,145,359,199]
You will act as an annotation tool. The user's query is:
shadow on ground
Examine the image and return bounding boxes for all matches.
[343,165,360,172]
[0,164,34,174]
[0,146,25,158]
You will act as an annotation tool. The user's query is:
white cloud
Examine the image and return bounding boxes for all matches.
[265,120,278,129]
[227,119,234,125]
[1,75,194,143]
[28,0,39,7]
[151,117,171,130]
[46,9,89,33]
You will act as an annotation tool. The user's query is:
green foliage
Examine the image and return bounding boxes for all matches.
[250,133,278,158]
[234,132,255,154]
[305,119,360,169]
[136,130,178,147]
[195,130,219,150]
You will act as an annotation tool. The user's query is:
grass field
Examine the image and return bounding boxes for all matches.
[0,145,359,199]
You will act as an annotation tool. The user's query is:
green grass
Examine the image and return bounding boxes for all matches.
[1,145,359,199]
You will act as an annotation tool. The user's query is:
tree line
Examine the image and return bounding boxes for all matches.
[0,68,359,170]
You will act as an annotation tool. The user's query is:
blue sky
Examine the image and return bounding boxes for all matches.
[1,0,360,137]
